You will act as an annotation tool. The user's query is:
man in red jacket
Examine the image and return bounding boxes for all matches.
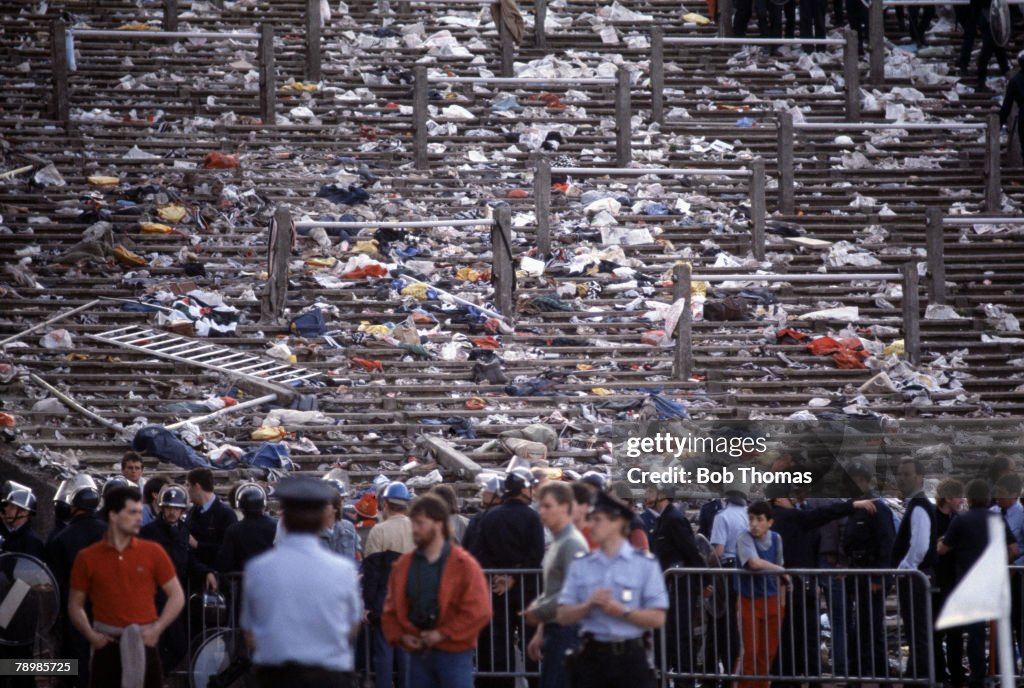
[382,494,492,688]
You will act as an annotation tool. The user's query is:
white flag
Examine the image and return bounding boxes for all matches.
[936,514,1011,630]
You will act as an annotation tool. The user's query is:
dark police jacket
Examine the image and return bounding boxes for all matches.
[186,496,238,571]
[771,500,857,569]
[141,518,205,588]
[217,514,277,575]
[843,492,895,568]
[469,498,544,570]
[0,522,45,561]
[652,503,704,570]
[45,513,107,605]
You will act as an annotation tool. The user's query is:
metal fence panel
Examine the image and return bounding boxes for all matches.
[660,567,935,686]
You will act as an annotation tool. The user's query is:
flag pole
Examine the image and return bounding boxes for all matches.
[990,515,1016,687]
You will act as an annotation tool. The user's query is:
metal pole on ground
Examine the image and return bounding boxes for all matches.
[869,0,884,85]
[750,158,766,261]
[491,205,515,317]
[843,28,861,122]
[925,208,946,305]
[651,27,665,125]
[51,20,69,123]
[673,264,694,380]
[902,262,920,366]
[986,113,1002,213]
[778,111,795,215]
[413,65,429,169]
[164,0,179,32]
[615,67,632,166]
[259,23,276,123]
[534,157,552,258]
[305,0,322,82]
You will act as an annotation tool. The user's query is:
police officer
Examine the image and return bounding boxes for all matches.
[649,485,703,682]
[462,475,503,554]
[470,468,545,688]
[218,483,276,576]
[140,485,205,672]
[45,480,105,688]
[241,477,363,688]
[0,482,43,688]
[0,482,43,559]
[557,491,669,688]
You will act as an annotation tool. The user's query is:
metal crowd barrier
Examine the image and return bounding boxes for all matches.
[166,566,989,686]
[661,567,936,686]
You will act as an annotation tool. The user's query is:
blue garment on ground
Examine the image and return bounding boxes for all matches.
[132,426,210,469]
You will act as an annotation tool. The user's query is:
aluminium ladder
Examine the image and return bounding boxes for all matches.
[87,326,321,389]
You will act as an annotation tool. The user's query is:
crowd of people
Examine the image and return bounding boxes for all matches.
[1,453,1024,688]
[724,0,1012,93]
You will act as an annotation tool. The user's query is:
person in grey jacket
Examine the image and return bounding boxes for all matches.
[523,482,590,688]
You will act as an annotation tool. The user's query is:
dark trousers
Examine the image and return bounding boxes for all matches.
[799,0,828,46]
[771,578,820,687]
[571,642,655,688]
[256,665,355,688]
[934,590,966,685]
[662,580,697,682]
[846,0,868,51]
[977,9,1009,85]
[477,588,537,688]
[89,643,163,688]
[734,0,769,37]
[964,622,987,687]
[898,5,935,43]
[832,0,845,26]
[769,0,797,38]
[707,583,741,678]
[848,576,888,679]
[55,618,91,688]
[957,6,977,72]
[897,575,931,680]
[540,623,579,688]
[0,643,35,688]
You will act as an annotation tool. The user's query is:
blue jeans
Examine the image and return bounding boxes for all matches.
[541,623,580,688]
[372,625,408,688]
[407,648,474,688]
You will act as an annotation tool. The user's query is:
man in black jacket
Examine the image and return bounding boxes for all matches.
[765,482,877,687]
[141,484,210,671]
[470,468,545,688]
[650,485,704,683]
[842,462,896,682]
[185,468,237,579]
[45,486,106,688]
[217,483,276,576]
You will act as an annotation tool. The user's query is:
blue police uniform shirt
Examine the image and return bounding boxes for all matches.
[710,502,749,561]
[241,533,363,671]
[558,540,669,642]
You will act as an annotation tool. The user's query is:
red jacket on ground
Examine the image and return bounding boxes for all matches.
[382,542,492,653]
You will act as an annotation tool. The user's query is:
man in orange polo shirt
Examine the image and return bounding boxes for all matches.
[68,485,184,688]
